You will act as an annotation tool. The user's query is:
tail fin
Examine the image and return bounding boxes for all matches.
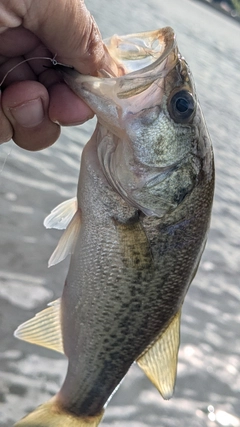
[14,396,104,427]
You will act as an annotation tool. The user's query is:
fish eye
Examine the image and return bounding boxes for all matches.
[168,89,195,123]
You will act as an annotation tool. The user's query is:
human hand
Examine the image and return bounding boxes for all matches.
[0,0,115,150]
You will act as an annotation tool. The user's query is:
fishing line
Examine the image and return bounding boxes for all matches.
[0,54,74,87]
[0,142,13,175]
[0,55,74,174]
[0,57,56,176]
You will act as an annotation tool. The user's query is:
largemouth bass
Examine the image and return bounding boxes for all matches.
[13,27,214,426]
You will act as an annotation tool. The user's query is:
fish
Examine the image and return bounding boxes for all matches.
[13,26,214,426]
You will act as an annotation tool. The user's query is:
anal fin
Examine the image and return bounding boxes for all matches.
[14,299,64,354]
[137,310,181,399]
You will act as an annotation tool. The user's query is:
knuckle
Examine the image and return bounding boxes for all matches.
[75,16,105,74]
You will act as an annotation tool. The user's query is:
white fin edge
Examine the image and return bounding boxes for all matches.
[44,197,78,230]
[137,310,181,400]
[48,209,81,267]
[14,299,64,354]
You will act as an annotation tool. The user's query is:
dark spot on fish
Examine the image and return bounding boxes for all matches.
[173,187,189,204]
[165,219,192,236]
[108,350,121,360]
[109,334,117,339]
[119,302,130,310]
[133,270,146,284]
[130,286,137,297]
[130,301,142,311]
[115,336,126,344]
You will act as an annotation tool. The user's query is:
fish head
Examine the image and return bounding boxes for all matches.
[59,27,213,217]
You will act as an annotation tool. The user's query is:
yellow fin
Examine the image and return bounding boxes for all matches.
[14,299,64,354]
[48,209,81,267]
[137,310,181,399]
[14,396,104,426]
[44,197,78,230]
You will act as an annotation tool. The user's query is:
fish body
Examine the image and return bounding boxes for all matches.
[14,27,214,426]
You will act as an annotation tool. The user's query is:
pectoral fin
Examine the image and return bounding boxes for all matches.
[14,299,64,354]
[137,310,181,399]
[44,197,78,230]
[48,209,81,267]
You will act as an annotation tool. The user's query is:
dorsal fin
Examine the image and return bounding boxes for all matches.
[48,209,81,267]
[14,299,64,354]
[137,310,181,399]
[44,197,78,230]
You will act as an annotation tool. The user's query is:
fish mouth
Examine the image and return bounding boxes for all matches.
[54,26,179,143]
[104,26,177,76]
[55,26,178,105]
[105,26,179,101]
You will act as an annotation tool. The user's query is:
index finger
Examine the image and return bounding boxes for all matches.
[22,0,116,75]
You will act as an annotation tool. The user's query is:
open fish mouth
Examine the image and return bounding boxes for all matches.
[56,26,179,108]
[104,26,177,76]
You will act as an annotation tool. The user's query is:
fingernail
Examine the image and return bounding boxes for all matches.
[9,98,45,128]
[52,115,94,127]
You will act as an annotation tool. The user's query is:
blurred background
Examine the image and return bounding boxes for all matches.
[0,0,240,426]
[197,0,240,20]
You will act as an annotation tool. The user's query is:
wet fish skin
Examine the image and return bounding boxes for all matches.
[58,127,213,417]
[14,27,214,426]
